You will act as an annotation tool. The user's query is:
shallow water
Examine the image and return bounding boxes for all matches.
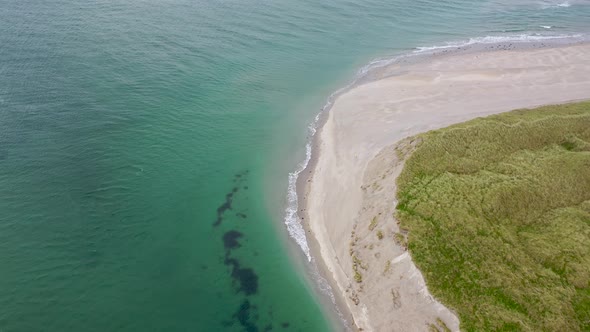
[0,0,588,331]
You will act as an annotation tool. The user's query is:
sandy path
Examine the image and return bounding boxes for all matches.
[306,43,590,331]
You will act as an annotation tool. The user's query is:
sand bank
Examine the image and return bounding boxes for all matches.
[305,43,590,331]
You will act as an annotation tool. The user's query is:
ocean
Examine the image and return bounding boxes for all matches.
[1,0,588,331]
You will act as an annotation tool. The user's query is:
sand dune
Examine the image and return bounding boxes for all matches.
[305,43,590,331]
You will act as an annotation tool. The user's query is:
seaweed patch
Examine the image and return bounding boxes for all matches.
[234,300,259,332]
[218,170,269,331]
[233,169,249,182]
[221,225,258,295]
[224,257,259,295]
[213,170,249,227]
[223,230,244,250]
[213,188,238,227]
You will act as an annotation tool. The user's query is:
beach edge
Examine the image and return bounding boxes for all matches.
[300,42,590,331]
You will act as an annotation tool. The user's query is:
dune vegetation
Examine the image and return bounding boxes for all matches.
[395,101,590,331]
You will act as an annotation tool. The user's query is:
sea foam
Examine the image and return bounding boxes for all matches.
[414,33,583,52]
[281,51,399,263]
[282,84,353,262]
[541,0,572,9]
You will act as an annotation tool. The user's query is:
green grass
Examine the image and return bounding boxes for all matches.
[369,216,378,231]
[377,230,384,240]
[383,260,392,274]
[395,101,590,331]
[352,255,364,283]
[436,317,452,332]
[393,232,407,248]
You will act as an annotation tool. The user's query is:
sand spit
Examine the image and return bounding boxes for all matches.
[305,43,590,331]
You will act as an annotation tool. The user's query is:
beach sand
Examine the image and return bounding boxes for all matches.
[305,43,590,331]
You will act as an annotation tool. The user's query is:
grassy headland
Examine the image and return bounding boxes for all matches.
[396,101,590,331]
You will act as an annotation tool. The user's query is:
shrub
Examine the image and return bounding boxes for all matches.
[376,230,384,240]
[369,216,378,231]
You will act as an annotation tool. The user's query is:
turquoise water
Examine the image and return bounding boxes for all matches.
[1,0,588,331]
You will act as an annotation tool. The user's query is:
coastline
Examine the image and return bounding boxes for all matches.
[298,42,590,331]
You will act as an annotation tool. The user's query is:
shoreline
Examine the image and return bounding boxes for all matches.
[296,41,590,331]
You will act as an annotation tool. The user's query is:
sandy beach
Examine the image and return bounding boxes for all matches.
[304,43,590,331]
